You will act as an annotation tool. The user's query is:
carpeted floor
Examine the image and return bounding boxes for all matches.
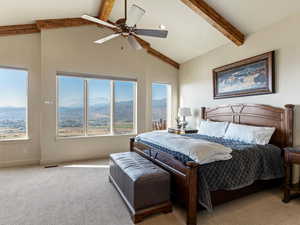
[1,160,300,225]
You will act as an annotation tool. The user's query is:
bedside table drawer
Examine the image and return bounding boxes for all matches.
[285,152,300,164]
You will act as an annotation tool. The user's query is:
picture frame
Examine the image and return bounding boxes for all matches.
[213,51,275,99]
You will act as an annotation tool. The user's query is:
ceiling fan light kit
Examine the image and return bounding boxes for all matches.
[81,0,169,50]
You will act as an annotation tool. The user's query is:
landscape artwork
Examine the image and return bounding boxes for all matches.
[213,51,275,99]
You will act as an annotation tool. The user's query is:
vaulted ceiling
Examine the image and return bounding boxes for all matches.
[1,0,300,64]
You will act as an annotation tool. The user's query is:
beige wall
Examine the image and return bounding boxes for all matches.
[179,13,300,146]
[0,34,41,167]
[0,25,178,167]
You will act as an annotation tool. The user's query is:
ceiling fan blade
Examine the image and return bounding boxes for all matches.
[126,4,146,27]
[81,15,117,29]
[128,35,142,50]
[94,33,121,44]
[135,29,168,38]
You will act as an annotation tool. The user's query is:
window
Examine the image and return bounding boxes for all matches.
[152,83,171,130]
[58,76,84,137]
[87,79,111,136]
[114,81,135,134]
[57,74,136,137]
[0,67,28,140]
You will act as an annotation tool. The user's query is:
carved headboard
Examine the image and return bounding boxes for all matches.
[201,104,295,148]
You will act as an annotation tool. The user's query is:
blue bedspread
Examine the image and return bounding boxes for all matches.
[136,134,284,211]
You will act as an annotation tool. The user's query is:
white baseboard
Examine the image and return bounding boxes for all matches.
[0,159,40,168]
[40,155,110,166]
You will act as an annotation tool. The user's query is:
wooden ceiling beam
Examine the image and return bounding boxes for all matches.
[36,18,95,30]
[181,0,245,46]
[147,47,180,69]
[98,0,116,21]
[133,35,179,69]
[0,24,40,36]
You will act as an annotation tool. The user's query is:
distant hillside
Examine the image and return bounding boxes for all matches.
[152,99,167,121]
[0,107,26,121]
[0,98,167,127]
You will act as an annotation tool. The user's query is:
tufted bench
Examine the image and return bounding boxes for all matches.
[109,152,172,223]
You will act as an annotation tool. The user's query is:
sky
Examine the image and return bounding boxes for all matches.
[0,70,168,108]
[152,83,169,100]
[59,76,137,107]
[0,68,27,107]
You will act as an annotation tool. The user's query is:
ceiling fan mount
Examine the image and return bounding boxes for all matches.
[115,18,126,25]
[81,0,168,50]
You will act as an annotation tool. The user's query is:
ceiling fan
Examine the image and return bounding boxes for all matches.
[81,0,168,50]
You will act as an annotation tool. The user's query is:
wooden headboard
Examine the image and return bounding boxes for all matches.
[201,104,295,148]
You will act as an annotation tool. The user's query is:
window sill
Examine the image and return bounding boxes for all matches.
[55,133,137,141]
[0,138,32,144]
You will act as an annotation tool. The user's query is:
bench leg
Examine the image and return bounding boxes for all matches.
[163,205,173,214]
[132,214,143,224]
[131,202,172,224]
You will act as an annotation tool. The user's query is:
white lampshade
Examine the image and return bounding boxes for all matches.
[178,107,192,117]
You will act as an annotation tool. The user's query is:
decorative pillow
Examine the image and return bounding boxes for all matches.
[224,123,276,145]
[197,120,229,138]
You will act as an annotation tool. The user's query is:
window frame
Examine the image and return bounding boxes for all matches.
[151,82,172,130]
[0,66,29,142]
[56,73,137,139]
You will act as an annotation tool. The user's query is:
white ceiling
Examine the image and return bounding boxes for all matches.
[1,0,300,63]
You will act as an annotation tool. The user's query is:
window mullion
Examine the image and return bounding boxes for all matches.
[84,79,88,136]
[134,83,137,133]
[110,80,115,135]
[167,85,173,128]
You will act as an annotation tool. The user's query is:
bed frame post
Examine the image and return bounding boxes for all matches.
[201,107,206,120]
[284,104,295,147]
[130,138,135,152]
[186,161,200,225]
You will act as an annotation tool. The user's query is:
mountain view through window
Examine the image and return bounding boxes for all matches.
[114,81,135,134]
[58,75,136,137]
[58,76,84,137]
[0,68,28,140]
[152,83,171,130]
[88,79,111,135]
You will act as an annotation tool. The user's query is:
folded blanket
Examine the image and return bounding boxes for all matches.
[137,131,232,164]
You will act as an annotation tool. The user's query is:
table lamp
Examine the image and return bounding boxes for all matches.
[178,107,192,129]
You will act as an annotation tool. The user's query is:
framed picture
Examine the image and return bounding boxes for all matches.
[213,51,275,99]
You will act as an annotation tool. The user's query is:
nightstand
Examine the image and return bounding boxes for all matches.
[283,146,300,203]
[168,128,198,135]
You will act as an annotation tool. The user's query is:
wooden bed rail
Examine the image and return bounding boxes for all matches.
[130,138,200,225]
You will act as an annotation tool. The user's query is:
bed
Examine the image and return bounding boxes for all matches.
[130,104,295,225]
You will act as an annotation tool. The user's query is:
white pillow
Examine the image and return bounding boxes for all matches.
[197,120,229,138]
[224,123,276,145]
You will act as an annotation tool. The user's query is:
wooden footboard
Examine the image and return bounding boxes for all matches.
[130,138,200,225]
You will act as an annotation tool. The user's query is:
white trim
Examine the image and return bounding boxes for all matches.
[167,84,172,128]
[110,80,115,135]
[133,82,138,133]
[0,159,39,168]
[55,133,137,141]
[84,79,88,136]
[0,138,32,144]
[57,71,137,82]
[56,77,59,137]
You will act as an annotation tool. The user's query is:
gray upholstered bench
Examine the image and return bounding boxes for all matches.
[109,152,172,223]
